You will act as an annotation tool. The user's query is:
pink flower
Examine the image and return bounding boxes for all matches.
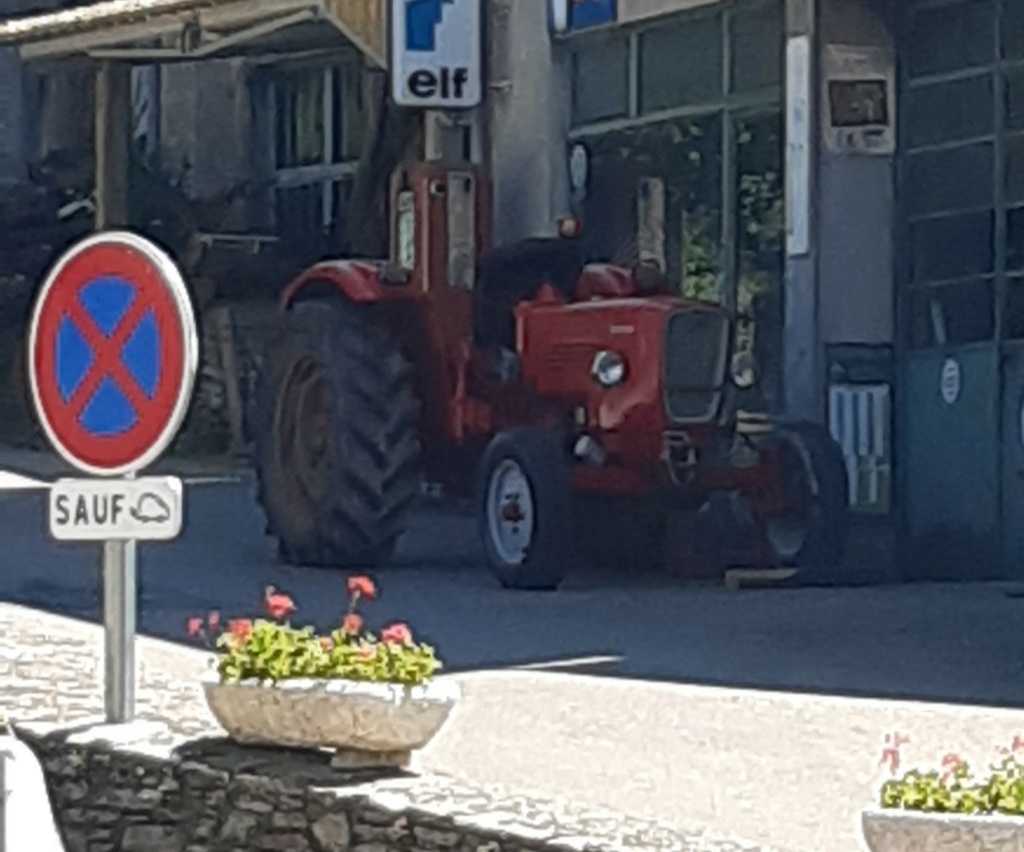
[381,623,413,645]
[228,619,253,640]
[347,576,377,600]
[321,636,334,651]
[264,586,296,621]
[207,610,221,631]
[941,753,964,780]
[879,733,908,776]
[187,618,203,638]
[342,614,364,635]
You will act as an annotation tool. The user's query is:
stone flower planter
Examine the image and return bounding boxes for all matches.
[862,808,1024,852]
[202,674,460,767]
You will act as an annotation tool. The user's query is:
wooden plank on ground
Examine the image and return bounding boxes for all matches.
[724,568,799,591]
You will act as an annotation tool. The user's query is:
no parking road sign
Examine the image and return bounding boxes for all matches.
[26,230,199,727]
[28,230,198,477]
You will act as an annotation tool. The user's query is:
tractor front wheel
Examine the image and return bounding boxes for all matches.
[478,428,572,590]
[760,421,849,579]
[252,299,422,568]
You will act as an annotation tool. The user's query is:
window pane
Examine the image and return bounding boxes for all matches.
[906,0,995,79]
[1004,0,1024,61]
[274,69,325,169]
[1007,68,1024,134]
[276,184,324,242]
[582,115,723,291]
[332,65,364,163]
[1005,205,1024,271]
[573,38,629,125]
[730,2,782,93]
[1005,278,1024,338]
[911,210,994,283]
[905,143,994,216]
[1005,134,1024,205]
[909,279,995,349]
[639,14,722,113]
[905,74,993,149]
[735,111,784,414]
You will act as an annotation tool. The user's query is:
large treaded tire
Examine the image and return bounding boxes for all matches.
[478,427,571,591]
[252,298,421,568]
[762,421,849,580]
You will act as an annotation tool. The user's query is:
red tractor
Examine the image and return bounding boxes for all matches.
[252,162,848,590]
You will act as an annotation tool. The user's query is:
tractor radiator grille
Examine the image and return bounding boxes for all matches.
[663,311,729,423]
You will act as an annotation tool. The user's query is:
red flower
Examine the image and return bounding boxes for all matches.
[207,610,221,631]
[941,753,964,780]
[879,733,908,776]
[347,576,377,600]
[342,614,364,635]
[187,618,203,638]
[228,619,253,640]
[381,623,413,645]
[264,586,296,620]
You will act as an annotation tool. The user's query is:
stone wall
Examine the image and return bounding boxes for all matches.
[16,721,717,852]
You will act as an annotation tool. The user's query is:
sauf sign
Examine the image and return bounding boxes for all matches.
[28,230,198,726]
[390,0,481,108]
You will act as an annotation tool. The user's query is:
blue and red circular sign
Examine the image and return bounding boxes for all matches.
[28,231,198,477]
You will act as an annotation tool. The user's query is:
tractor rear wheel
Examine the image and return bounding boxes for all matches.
[253,299,421,568]
[478,427,572,590]
[761,421,849,579]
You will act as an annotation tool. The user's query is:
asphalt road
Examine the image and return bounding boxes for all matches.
[8,453,1024,851]
[1,457,1024,708]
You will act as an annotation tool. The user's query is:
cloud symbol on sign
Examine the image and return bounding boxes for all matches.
[131,493,171,524]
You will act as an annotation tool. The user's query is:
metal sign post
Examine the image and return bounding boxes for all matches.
[0,739,6,852]
[103,538,136,724]
[28,231,198,725]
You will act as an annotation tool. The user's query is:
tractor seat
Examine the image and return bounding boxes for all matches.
[575,264,638,301]
[473,237,583,349]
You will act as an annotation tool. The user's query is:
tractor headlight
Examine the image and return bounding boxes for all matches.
[591,350,627,388]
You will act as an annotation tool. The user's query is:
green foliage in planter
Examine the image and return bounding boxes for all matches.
[879,739,1024,816]
[189,577,442,687]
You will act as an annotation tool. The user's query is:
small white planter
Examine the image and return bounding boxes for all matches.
[202,674,460,766]
[863,808,1024,852]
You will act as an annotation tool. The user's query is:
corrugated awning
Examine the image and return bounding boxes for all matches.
[0,0,385,65]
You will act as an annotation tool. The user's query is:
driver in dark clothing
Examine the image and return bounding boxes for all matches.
[473,216,584,351]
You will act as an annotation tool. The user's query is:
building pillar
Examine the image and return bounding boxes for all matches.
[485,0,571,244]
[94,60,131,229]
[782,0,821,423]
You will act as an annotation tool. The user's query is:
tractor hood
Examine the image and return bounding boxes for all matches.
[517,296,733,430]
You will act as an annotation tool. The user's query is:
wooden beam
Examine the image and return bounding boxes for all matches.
[13,0,327,61]
[20,14,189,59]
[724,568,799,591]
[94,60,131,229]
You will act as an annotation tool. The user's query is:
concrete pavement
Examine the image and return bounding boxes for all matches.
[6,602,1024,852]
[2,451,1024,850]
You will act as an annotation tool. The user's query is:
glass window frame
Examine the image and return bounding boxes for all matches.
[564,0,784,408]
[896,0,1022,351]
[268,59,364,235]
